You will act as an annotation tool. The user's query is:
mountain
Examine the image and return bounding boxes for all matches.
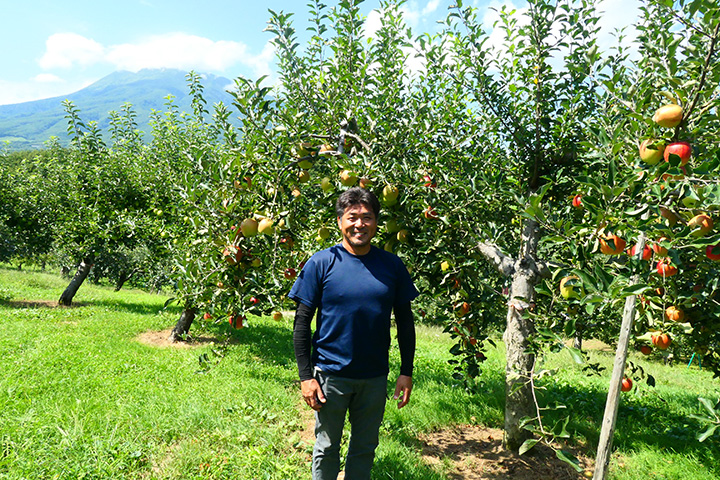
[0,69,237,151]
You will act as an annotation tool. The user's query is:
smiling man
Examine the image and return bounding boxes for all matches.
[290,187,418,480]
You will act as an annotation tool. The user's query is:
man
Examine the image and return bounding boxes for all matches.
[290,187,418,480]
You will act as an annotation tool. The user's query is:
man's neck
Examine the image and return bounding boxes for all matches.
[341,241,371,256]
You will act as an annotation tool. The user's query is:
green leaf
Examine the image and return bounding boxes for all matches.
[556,449,582,472]
[518,438,539,455]
[566,346,585,365]
[697,424,718,442]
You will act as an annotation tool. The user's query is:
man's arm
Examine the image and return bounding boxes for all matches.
[293,302,325,410]
[393,301,415,408]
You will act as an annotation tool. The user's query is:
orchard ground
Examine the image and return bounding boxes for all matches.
[0,266,718,479]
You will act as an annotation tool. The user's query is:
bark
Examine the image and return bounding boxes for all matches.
[169,307,196,342]
[58,255,94,306]
[478,218,548,451]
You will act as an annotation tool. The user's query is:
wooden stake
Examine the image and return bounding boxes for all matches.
[593,235,646,480]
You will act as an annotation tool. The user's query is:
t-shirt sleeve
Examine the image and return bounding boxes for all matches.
[289,255,322,309]
[395,257,419,305]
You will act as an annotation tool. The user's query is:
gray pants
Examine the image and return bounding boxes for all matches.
[312,371,388,480]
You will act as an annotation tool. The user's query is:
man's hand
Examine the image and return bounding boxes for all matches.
[300,378,326,411]
[393,375,413,409]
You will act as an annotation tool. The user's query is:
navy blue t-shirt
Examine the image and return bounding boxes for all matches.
[289,244,419,379]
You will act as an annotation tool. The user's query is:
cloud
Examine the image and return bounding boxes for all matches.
[38,33,104,69]
[423,0,442,15]
[106,33,274,78]
[36,32,275,79]
[33,73,64,83]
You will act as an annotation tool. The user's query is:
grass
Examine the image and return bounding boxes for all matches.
[0,265,718,479]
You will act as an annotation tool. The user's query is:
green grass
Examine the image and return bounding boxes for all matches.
[0,266,718,479]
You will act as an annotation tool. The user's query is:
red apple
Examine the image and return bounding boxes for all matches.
[706,244,720,261]
[627,244,652,261]
[572,194,583,209]
[600,233,626,255]
[640,345,652,355]
[663,141,692,166]
[423,175,437,189]
[621,377,633,392]
[656,260,678,277]
[284,268,297,279]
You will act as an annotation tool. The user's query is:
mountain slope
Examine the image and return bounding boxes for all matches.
[0,69,236,150]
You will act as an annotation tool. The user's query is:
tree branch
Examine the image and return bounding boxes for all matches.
[477,241,515,278]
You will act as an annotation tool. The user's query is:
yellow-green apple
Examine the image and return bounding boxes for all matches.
[258,218,274,235]
[298,170,311,183]
[559,275,584,299]
[639,139,665,165]
[240,218,259,237]
[652,104,683,128]
[382,185,399,205]
[320,177,333,192]
[339,170,357,187]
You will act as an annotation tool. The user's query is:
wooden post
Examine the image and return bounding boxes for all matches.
[593,235,646,480]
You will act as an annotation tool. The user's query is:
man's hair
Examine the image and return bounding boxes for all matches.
[336,187,380,219]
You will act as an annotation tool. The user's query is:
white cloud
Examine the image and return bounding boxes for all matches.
[423,0,442,16]
[596,0,641,51]
[38,33,104,69]
[36,32,275,79]
[33,73,64,83]
[363,9,383,39]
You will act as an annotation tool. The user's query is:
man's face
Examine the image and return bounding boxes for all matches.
[337,203,377,255]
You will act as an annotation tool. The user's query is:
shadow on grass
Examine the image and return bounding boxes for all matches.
[84,298,182,316]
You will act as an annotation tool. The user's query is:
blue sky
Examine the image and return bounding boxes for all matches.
[0,0,638,106]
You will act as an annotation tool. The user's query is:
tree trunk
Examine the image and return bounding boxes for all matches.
[503,266,537,450]
[479,218,549,451]
[169,307,196,342]
[114,270,134,292]
[59,255,94,306]
[574,326,583,350]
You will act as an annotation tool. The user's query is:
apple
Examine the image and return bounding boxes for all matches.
[663,141,692,166]
[240,218,259,237]
[627,244,652,261]
[203,312,213,320]
[599,233,626,255]
[339,170,357,187]
[655,286,665,296]
[298,170,311,183]
[320,177,333,192]
[656,259,678,277]
[319,144,334,156]
[664,305,684,322]
[279,236,294,250]
[640,345,652,355]
[651,333,671,350]
[455,301,470,317]
[652,237,669,256]
[284,267,297,279]
[621,377,633,392]
[385,218,401,233]
[222,246,244,265]
[229,314,245,329]
[272,311,283,321]
[424,206,438,219]
[250,297,259,305]
[423,175,437,189]
[639,139,665,165]
[688,214,713,236]
[652,103,683,128]
[359,177,372,189]
[706,244,720,261]
[297,142,313,157]
[440,260,450,272]
[318,226,330,240]
[396,229,410,243]
[234,176,252,190]
[258,218,274,235]
[559,275,584,299]
[251,257,262,268]
[382,185,399,205]
[291,187,302,198]
[572,194,583,209]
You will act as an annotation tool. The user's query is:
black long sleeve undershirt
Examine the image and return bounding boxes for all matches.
[292,301,416,381]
